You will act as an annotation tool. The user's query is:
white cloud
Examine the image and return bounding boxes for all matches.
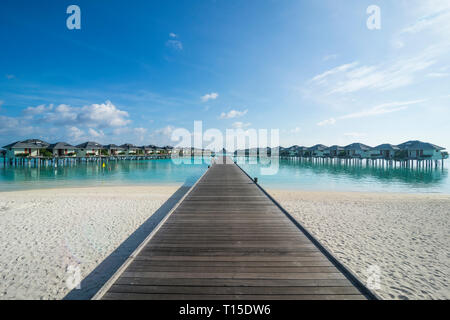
[344,132,367,139]
[67,126,84,141]
[134,127,147,142]
[427,72,449,78]
[5,74,15,80]
[45,104,78,124]
[154,125,175,137]
[317,100,425,126]
[323,54,338,61]
[311,62,359,84]
[201,92,219,102]
[392,1,450,51]
[166,40,183,50]
[317,118,336,126]
[0,115,34,138]
[24,104,54,116]
[399,3,450,35]
[220,109,248,119]
[22,101,130,128]
[88,128,105,139]
[169,32,177,38]
[340,100,424,120]
[310,46,442,94]
[78,101,130,128]
[232,122,251,129]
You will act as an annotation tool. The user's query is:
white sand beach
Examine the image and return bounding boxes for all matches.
[0,185,183,300]
[1,185,449,300]
[268,190,450,300]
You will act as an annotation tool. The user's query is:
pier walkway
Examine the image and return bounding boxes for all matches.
[95,157,376,300]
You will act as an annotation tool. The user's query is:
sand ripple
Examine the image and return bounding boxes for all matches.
[0,185,180,300]
[269,190,450,300]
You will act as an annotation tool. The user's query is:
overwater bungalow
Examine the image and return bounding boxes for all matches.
[163,146,174,155]
[141,145,157,156]
[76,141,103,157]
[372,144,400,159]
[344,143,373,158]
[308,144,328,157]
[297,146,309,157]
[285,145,308,157]
[326,145,345,158]
[47,142,78,157]
[398,140,447,160]
[120,144,139,156]
[2,139,50,158]
[104,144,125,156]
[284,145,298,157]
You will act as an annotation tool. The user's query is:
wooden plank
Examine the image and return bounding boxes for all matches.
[129,260,334,267]
[96,156,373,300]
[120,271,348,280]
[114,277,353,287]
[108,285,362,295]
[102,293,366,300]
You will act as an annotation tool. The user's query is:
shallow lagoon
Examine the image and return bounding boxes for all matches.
[1,156,449,194]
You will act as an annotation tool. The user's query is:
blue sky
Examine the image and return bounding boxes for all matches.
[1,0,449,149]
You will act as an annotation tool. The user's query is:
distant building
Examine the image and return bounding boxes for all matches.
[2,139,50,158]
[141,145,157,156]
[104,144,125,156]
[308,144,328,157]
[398,140,446,160]
[47,142,78,157]
[326,145,345,157]
[286,145,308,157]
[344,143,373,158]
[372,144,400,159]
[76,141,103,157]
[163,146,174,155]
[120,144,139,155]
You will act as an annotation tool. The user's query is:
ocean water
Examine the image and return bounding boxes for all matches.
[0,158,210,192]
[0,157,449,194]
[235,157,450,194]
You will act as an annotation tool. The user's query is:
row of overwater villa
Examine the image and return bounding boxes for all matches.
[1,139,448,168]
[0,139,209,166]
[234,141,448,169]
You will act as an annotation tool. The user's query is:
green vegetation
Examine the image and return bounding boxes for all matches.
[394,150,408,160]
[40,148,53,158]
[101,149,109,156]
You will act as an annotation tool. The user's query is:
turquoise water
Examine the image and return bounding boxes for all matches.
[0,158,210,192]
[1,157,449,194]
[235,157,450,194]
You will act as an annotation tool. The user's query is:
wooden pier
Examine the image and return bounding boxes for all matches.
[94,156,376,300]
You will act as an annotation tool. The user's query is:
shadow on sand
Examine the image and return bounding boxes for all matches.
[63,184,192,300]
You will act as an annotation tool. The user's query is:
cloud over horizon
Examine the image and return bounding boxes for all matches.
[219,109,248,119]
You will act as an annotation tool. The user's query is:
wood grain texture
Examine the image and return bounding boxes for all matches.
[100,156,369,300]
